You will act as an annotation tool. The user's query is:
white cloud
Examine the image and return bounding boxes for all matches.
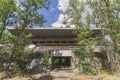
[52,22,66,28]
[52,0,70,28]
[51,13,75,28]
[57,0,69,12]
[70,24,76,28]
[52,0,84,28]
[58,14,65,23]
[51,14,66,28]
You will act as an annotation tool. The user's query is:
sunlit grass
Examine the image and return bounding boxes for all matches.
[0,72,4,79]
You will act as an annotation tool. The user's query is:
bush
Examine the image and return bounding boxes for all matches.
[75,48,99,75]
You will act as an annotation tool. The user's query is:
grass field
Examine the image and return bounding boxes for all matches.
[0,70,120,80]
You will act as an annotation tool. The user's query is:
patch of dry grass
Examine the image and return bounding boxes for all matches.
[1,70,120,80]
[0,72,5,79]
[70,71,120,80]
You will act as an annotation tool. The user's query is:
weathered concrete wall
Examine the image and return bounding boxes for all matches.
[52,50,72,56]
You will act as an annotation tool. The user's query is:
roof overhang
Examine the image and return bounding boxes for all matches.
[8,28,103,38]
[8,28,76,38]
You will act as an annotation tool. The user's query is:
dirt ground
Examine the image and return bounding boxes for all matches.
[1,69,120,80]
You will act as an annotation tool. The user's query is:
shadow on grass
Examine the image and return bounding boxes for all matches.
[31,75,53,80]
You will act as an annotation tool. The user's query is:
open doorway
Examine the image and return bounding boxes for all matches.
[52,56,71,68]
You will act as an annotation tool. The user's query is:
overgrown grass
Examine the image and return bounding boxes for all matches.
[0,73,2,76]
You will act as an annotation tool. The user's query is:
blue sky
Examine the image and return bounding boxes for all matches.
[39,0,62,27]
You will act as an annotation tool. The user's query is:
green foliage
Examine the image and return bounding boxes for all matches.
[0,32,16,44]
[61,58,66,63]
[82,63,96,75]
[0,0,15,21]
[0,0,50,77]
[8,0,50,28]
[90,0,120,73]
[43,52,51,67]
[40,52,52,76]
[52,57,67,67]
[66,0,120,74]
[66,0,99,75]
[53,59,59,66]
[0,45,32,77]
[76,48,98,75]
[0,0,15,42]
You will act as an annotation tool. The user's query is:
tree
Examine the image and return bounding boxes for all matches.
[88,0,120,73]
[8,0,49,46]
[0,32,15,44]
[11,0,50,75]
[0,0,50,77]
[0,0,15,42]
[66,0,120,74]
[65,0,100,75]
